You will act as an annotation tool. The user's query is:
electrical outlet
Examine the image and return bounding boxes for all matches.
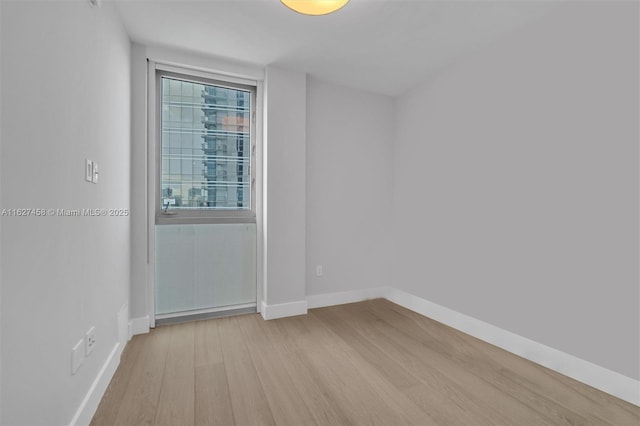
[85,327,96,356]
[71,339,84,375]
[316,265,323,277]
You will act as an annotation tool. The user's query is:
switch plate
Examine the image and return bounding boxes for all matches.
[316,265,323,277]
[92,162,99,184]
[85,159,93,182]
[71,339,84,375]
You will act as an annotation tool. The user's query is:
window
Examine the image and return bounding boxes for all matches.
[156,68,256,223]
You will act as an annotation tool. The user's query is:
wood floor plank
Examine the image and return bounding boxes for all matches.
[195,317,225,366]
[313,305,498,426]
[280,313,435,425]
[90,333,145,426]
[306,310,442,425]
[91,300,640,426]
[154,323,195,426]
[217,316,276,426]
[112,325,171,426]
[325,303,557,425]
[319,304,512,425]
[275,315,390,425]
[238,314,318,426]
[194,319,235,426]
[368,299,640,425]
[307,306,422,392]
[363,300,593,425]
[258,317,356,426]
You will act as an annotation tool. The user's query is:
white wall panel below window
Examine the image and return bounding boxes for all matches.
[155,224,256,316]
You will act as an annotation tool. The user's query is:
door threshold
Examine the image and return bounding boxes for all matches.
[155,303,257,325]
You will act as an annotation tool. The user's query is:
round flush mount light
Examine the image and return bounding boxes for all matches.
[281,0,350,16]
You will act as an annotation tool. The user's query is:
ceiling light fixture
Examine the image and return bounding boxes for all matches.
[281,0,350,16]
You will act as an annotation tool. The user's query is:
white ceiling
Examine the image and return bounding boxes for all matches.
[114,0,557,96]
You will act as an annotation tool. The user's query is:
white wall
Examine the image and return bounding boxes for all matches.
[263,66,307,308]
[0,0,3,420]
[129,43,148,324]
[393,2,639,380]
[0,1,131,424]
[306,77,393,296]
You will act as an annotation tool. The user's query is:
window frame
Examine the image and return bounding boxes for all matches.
[155,67,257,225]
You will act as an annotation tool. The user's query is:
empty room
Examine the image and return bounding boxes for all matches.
[0,0,639,425]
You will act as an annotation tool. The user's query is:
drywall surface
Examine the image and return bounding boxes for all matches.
[0,1,131,424]
[264,66,307,305]
[306,77,394,296]
[0,0,3,421]
[393,2,639,379]
[129,43,148,323]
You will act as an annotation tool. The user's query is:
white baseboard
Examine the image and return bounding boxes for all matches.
[307,287,389,309]
[261,300,308,320]
[117,304,128,345]
[385,287,640,407]
[130,315,150,336]
[69,342,121,426]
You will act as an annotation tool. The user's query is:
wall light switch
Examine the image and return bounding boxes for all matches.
[92,162,99,184]
[85,159,93,182]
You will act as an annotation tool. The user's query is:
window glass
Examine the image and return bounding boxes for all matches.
[160,77,251,211]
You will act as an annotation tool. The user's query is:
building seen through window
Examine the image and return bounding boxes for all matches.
[161,77,251,210]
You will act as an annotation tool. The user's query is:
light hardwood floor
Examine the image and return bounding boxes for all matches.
[91,299,640,425]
